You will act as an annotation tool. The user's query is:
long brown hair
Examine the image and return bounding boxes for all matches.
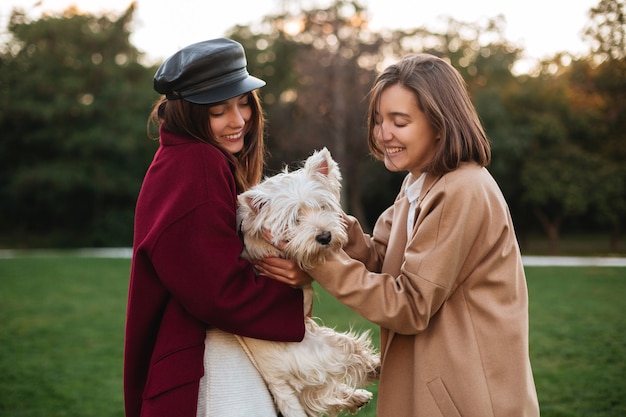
[367,54,490,176]
[148,91,266,192]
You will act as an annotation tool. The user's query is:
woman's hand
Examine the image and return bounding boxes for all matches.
[254,257,313,289]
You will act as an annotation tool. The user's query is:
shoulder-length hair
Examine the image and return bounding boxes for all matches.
[367,54,490,176]
[148,91,266,192]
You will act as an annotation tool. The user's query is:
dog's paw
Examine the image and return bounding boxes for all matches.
[343,389,373,414]
[368,358,381,382]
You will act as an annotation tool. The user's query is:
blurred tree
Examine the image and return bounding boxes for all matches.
[507,52,623,254]
[0,3,158,247]
[583,0,625,61]
[518,106,604,254]
[1,0,621,251]
[582,0,626,251]
[564,57,626,251]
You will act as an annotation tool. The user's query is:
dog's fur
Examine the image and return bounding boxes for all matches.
[236,148,380,417]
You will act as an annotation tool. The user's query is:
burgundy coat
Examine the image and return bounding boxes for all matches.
[124,128,305,417]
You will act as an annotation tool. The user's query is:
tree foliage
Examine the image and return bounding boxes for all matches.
[0,0,623,252]
[0,4,158,247]
[584,0,626,61]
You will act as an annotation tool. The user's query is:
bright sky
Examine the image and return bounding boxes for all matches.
[1,0,599,73]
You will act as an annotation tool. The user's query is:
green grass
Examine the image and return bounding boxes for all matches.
[0,258,625,417]
[0,257,129,417]
[526,267,626,417]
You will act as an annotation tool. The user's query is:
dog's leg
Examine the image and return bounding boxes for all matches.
[236,335,309,417]
[236,317,380,417]
[307,385,372,417]
[261,374,309,417]
[267,319,376,416]
[304,320,380,385]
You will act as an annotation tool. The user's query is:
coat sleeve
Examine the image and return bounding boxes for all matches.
[339,173,410,272]
[340,212,387,272]
[309,170,494,335]
[150,199,305,341]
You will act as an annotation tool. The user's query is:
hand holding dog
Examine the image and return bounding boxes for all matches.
[254,257,313,288]
[254,229,313,289]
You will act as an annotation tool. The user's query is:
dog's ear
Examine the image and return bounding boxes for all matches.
[305,147,342,192]
[240,191,268,215]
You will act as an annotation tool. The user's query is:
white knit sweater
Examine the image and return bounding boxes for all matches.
[196,328,278,417]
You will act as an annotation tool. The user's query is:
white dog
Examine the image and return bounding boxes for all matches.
[236,148,380,417]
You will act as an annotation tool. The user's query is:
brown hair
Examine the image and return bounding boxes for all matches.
[148,91,266,192]
[367,54,490,175]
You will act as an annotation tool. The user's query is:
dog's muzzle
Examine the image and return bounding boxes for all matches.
[316,231,332,245]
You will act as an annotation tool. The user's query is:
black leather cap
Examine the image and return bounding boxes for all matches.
[153,38,266,104]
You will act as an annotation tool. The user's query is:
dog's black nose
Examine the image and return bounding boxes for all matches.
[316,231,332,245]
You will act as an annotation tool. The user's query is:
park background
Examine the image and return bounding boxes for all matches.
[1,0,625,416]
[0,0,624,255]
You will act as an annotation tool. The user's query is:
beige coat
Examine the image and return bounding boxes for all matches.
[310,163,539,417]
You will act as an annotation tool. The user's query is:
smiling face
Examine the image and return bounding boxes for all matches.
[208,93,253,154]
[373,84,439,176]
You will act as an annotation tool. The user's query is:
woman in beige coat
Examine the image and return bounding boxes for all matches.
[258,54,540,417]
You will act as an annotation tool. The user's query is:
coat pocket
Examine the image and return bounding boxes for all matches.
[427,377,462,417]
[143,343,205,399]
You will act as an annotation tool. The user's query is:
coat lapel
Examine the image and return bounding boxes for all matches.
[379,191,409,356]
[379,172,441,356]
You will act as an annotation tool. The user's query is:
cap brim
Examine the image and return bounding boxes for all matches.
[183,76,266,105]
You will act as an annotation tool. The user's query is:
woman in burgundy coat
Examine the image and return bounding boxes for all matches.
[124,38,306,417]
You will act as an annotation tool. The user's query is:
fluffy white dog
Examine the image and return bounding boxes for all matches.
[236,148,380,417]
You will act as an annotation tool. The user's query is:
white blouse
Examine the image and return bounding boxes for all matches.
[405,172,427,239]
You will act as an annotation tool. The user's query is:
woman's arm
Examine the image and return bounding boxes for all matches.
[151,200,306,341]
